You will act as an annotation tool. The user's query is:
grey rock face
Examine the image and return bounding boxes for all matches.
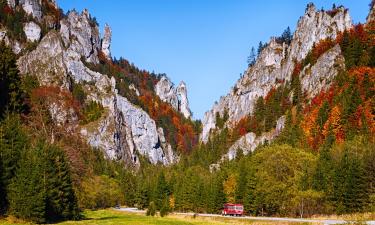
[155,76,192,118]
[19,0,42,20]
[201,4,352,143]
[101,24,112,59]
[301,44,345,99]
[23,22,41,42]
[7,0,15,8]
[176,81,191,118]
[17,9,177,166]
[222,116,285,161]
[368,3,375,24]
[60,10,101,64]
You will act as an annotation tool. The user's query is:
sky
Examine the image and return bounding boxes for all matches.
[58,0,370,120]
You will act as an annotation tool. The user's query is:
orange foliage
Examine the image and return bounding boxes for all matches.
[31,86,81,115]
[301,107,319,148]
[293,62,302,77]
[265,88,276,103]
[312,39,335,61]
[323,105,345,143]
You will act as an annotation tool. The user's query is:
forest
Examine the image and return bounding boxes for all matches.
[0,0,374,224]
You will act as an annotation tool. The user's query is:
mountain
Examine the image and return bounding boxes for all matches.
[201,2,374,162]
[0,0,374,222]
[0,0,199,168]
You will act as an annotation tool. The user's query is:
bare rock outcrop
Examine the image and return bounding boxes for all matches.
[101,24,112,59]
[155,76,192,118]
[24,21,41,42]
[201,4,352,144]
[17,8,178,166]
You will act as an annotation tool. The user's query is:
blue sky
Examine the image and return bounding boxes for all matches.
[58,0,370,120]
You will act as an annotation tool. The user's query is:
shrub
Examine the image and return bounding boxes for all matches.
[81,101,104,124]
[146,201,156,216]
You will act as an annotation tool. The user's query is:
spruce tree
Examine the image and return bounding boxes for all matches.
[0,41,23,116]
[44,144,79,221]
[8,147,46,223]
[155,171,169,210]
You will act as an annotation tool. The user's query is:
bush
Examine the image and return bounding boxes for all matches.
[159,199,169,217]
[81,101,104,124]
[146,201,156,216]
[76,175,123,210]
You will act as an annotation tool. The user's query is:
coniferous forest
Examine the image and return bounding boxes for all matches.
[0,0,375,224]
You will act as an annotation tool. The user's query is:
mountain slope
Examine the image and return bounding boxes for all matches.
[0,0,199,167]
[200,3,374,162]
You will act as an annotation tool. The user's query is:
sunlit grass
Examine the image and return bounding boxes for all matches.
[0,209,319,225]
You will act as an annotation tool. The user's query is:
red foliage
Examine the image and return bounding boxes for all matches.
[312,39,335,61]
[265,87,276,103]
[3,5,13,14]
[31,86,82,118]
[293,62,302,77]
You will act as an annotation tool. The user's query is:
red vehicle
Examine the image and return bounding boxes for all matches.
[222,203,244,216]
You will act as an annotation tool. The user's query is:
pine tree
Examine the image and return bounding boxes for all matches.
[312,132,334,193]
[44,144,80,221]
[0,113,28,213]
[247,47,256,67]
[244,168,257,215]
[317,101,330,130]
[155,171,169,210]
[0,41,23,116]
[8,147,46,223]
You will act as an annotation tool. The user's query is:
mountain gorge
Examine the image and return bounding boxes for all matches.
[0,0,374,223]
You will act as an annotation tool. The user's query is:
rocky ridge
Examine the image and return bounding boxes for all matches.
[15,6,178,166]
[155,76,192,118]
[201,4,352,159]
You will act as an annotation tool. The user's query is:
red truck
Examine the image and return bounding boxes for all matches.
[222,203,244,216]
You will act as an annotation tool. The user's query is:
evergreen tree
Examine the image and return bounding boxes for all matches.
[0,113,28,212]
[257,41,265,55]
[312,132,334,193]
[244,168,257,215]
[44,144,80,221]
[8,147,46,223]
[317,101,330,130]
[247,47,256,67]
[0,142,5,215]
[0,41,23,116]
[155,171,169,210]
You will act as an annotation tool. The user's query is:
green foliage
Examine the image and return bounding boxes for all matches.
[77,175,122,210]
[159,198,169,217]
[155,172,170,210]
[276,26,293,45]
[71,81,87,105]
[215,109,228,129]
[0,0,28,42]
[8,146,46,223]
[81,101,104,124]
[0,42,23,116]
[247,47,256,67]
[146,201,156,216]
[8,140,79,223]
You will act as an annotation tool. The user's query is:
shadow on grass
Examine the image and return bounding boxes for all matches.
[94,216,121,221]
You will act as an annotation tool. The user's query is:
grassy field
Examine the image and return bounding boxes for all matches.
[0,209,317,225]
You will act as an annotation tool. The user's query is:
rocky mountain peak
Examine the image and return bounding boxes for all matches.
[200,3,353,150]
[176,81,192,119]
[18,0,43,20]
[155,76,192,118]
[101,23,112,59]
[15,5,179,166]
[368,1,375,24]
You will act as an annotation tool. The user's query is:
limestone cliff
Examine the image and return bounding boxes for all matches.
[16,7,178,166]
[155,76,192,118]
[201,3,353,160]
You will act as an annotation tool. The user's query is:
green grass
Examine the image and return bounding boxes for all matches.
[0,209,318,225]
